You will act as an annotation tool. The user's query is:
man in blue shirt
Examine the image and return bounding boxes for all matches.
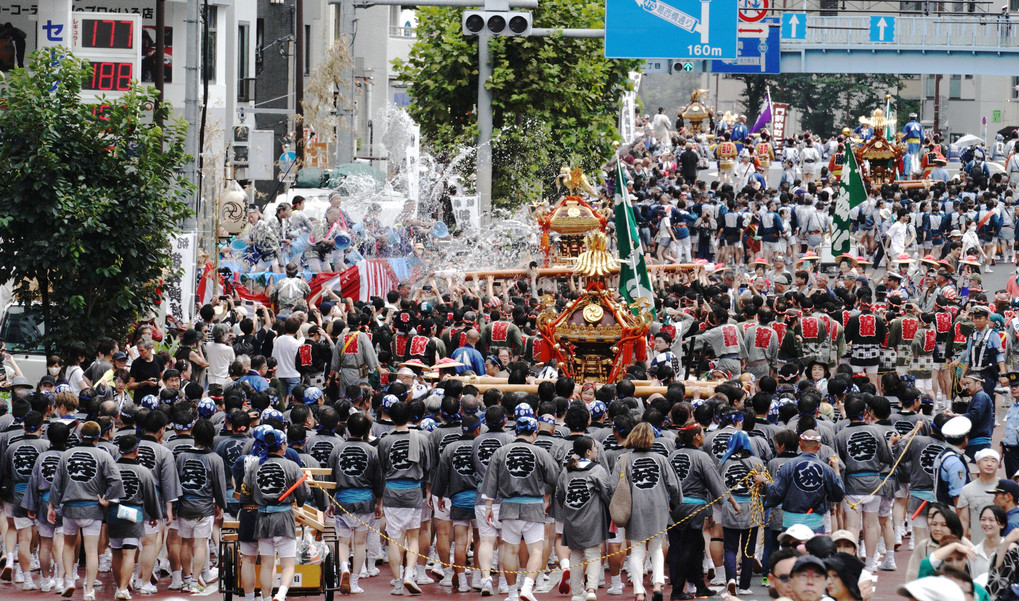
[451,329,486,375]
[990,479,1019,535]
[1003,372,1019,478]
[934,416,972,509]
[954,372,995,459]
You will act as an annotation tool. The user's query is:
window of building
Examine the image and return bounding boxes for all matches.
[305,25,311,75]
[238,23,250,100]
[925,75,935,99]
[203,5,218,83]
[949,74,961,100]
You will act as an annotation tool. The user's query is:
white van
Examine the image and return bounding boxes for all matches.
[0,303,48,385]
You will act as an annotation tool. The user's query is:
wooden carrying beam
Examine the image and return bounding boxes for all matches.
[295,505,326,531]
[449,262,711,280]
[447,376,717,397]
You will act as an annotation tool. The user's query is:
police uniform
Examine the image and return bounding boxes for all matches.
[933,417,972,506]
[1002,372,1019,477]
[961,306,1004,397]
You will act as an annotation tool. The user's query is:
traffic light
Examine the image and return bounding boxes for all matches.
[462,10,532,36]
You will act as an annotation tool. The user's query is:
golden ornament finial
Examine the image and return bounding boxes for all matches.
[573,231,616,277]
[612,141,621,150]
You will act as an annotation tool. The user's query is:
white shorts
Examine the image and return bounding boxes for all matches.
[144,521,162,536]
[878,497,893,518]
[334,512,372,538]
[433,497,452,521]
[384,507,422,537]
[845,494,881,514]
[13,516,33,530]
[178,515,215,539]
[110,537,140,550]
[258,536,297,559]
[62,517,103,537]
[608,526,626,544]
[239,541,259,556]
[894,484,910,499]
[764,241,783,252]
[475,504,502,539]
[421,503,433,522]
[452,519,476,529]
[37,518,57,538]
[501,519,544,546]
[851,364,878,374]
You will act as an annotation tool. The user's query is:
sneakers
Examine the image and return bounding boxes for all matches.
[879,557,897,571]
[341,569,351,595]
[200,568,219,586]
[169,573,184,590]
[499,577,509,594]
[62,579,76,598]
[14,564,23,583]
[440,572,454,587]
[40,577,54,593]
[415,572,435,586]
[30,555,40,571]
[761,577,770,587]
[116,589,133,600]
[586,592,598,601]
[521,589,539,601]
[709,574,725,587]
[83,591,96,601]
[0,563,11,582]
[481,577,494,596]
[22,576,37,591]
[727,580,737,597]
[350,583,365,594]
[391,583,405,596]
[459,574,473,593]
[738,589,754,596]
[100,551,113,573]
[139,583,158,595]
[607,581,624,595]
[404,579,423,595]
[559,569,572,595]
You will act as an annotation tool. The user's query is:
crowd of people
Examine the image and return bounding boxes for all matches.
[4,117,1019,601]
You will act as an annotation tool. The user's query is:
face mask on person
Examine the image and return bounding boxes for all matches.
[48,367,60,376]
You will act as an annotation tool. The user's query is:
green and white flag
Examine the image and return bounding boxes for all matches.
[614,160,656,318]
[832,145,866,257]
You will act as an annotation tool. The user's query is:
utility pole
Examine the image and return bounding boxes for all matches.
[183,0,201,232]
[295,0,305,161]
[154,0,166,126]
[477,30,493,226]
[933,73,942,133]
[335,0,357,165]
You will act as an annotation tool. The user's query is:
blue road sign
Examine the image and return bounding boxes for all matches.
[605,0,738,60]
[711,18,780,74]
[781,12,807,39]
[869,15,895,42]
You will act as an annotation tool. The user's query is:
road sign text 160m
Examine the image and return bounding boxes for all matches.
[687,44,722,56]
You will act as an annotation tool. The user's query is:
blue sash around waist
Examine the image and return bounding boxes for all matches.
[258,504,292,514]
[969,436,991,447]
[682,497,707,505]
[910,490,936,502]
[848,471,880,478]
[385,479,421,490]
[783,510,825,530]
[66,500,99,507]
[335,488,373,503]
[41,491,50,503]
[503,496,543,504]
[451,490,477,509]
[14,482,28,493]
[731,494,752,504]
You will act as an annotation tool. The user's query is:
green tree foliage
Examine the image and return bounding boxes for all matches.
[0,49,194,354]
[394,1,640,209]
[731,73,914,135]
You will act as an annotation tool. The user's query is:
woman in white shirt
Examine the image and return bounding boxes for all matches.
[205,324,236,386]
[971,505,1007,581]
[64,342,91,395]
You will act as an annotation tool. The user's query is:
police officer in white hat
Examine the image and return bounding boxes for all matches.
[933,416,972,509]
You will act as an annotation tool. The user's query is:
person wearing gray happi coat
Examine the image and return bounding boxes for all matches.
[718,431,766,593]
[667,424,732,599]
[48,421,125,600]
[20,421,70,592]
[555,436,612,599]
[616,423,682,601]
[431,415,484,592]
[833,397,894,570]
[472,406,514,482]
[479,416,560,600]
[109,436,163,599]
[326,413,382,594]
[243,428,311,601]
[2,411,48,590]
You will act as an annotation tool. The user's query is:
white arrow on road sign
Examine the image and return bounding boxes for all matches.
[876,17,887,40]
[788,14,799,37]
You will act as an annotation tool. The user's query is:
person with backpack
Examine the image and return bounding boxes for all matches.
[933,416,972,512]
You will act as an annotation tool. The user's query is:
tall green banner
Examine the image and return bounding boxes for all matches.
[832,146,866,257]
[614,161,656,319]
